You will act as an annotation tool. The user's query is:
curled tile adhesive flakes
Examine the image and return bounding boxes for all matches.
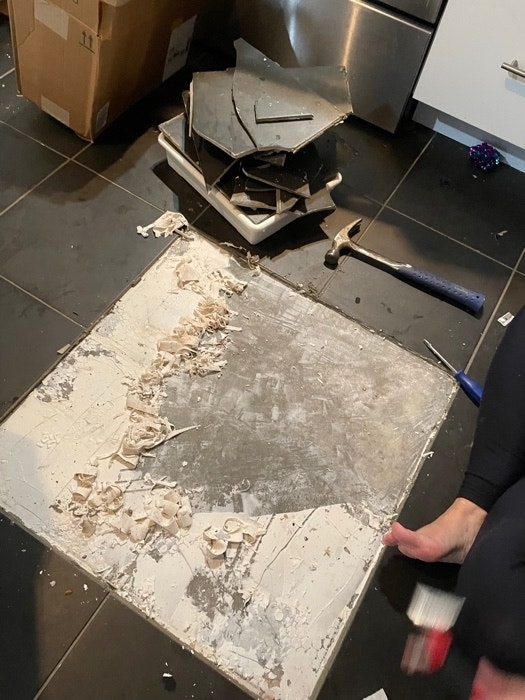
[54,236,248,544]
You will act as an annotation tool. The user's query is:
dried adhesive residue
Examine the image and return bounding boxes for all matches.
[55,239,248,544]
[202,516,266,568]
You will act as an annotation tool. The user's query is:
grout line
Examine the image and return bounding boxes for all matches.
[383,133,437,208]
[71,160,166,213]
[0,159,70,218]
[383,205,517,271]
[0,136,152,221]
[0,66,14,81]
[356,133,436,242]
[0,274,86,329]
[32,597,109,699]
[0,119,89,160]
[464,246,525,373]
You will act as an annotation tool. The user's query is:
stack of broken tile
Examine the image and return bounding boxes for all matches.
[159,39,352,241]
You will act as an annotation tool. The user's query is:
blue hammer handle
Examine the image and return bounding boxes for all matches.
[397,265,485,313]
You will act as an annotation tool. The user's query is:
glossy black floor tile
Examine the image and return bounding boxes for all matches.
[0,71,87,158]
[388,135,525,267]
[0,277,83,420]
[0,123,66,212]
[0,162,173,327]
[75,129,194,213]
[326,117,434,204]
[72,72,208,216]
[0,14,12,76]
[37,595,251,700]
[0,511,106,700]
[319,207,511,363]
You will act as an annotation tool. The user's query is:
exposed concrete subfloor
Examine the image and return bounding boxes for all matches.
[0,234,453,699]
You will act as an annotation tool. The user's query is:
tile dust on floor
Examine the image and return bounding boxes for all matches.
[0,232,454,699]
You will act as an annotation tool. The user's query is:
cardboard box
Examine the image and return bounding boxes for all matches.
[8,0,203,139]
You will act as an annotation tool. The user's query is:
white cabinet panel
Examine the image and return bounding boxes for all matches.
[414,0,525,150]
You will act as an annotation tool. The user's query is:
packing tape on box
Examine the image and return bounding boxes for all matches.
[35,0,69,39]
[41,96,70,126]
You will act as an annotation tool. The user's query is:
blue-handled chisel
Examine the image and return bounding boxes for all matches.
[424,339,483,407]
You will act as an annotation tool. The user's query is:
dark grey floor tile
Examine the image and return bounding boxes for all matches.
[0,511,106,700]
[0,278,83,419]
[319,208,510,365]
[74,128,202,214]
[151,157,209,221]
[0,123,66,211]
[322,116,433,204]
[0,71,87,158]
[73,73,209,218]
[38,594,251,700]
[0,14,12,76]
[258,183,381,295]
[0,162,172,326]
[388,134,525,267]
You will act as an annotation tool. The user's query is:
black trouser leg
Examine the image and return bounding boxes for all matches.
[458,306,525,511]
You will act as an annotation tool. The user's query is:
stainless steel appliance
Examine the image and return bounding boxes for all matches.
[237,0,446,132]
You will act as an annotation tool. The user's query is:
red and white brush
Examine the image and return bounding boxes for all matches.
[402,583,465,675]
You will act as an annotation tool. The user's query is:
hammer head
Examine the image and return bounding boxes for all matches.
[324,218,362,266]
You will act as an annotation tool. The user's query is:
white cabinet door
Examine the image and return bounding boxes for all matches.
[414,0,525,150]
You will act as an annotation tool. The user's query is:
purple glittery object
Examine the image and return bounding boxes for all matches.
[469,142,501,171]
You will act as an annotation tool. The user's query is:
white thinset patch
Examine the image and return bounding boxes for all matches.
[0,234,454,699]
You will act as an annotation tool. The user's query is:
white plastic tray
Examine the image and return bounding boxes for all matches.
[159,133,342,245]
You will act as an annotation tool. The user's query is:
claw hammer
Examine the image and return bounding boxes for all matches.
[324,218,485,313]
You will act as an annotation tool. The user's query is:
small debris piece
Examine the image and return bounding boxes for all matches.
[246,252,261,276]
[50,580,56,587]
[57,344,71,355]
[494,229,507,239]
[65,589,73,596]
[362,689,389,700]
[498,311,514,327]
[137,211,189,238]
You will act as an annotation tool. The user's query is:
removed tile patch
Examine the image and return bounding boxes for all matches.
[0,235,454,699]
